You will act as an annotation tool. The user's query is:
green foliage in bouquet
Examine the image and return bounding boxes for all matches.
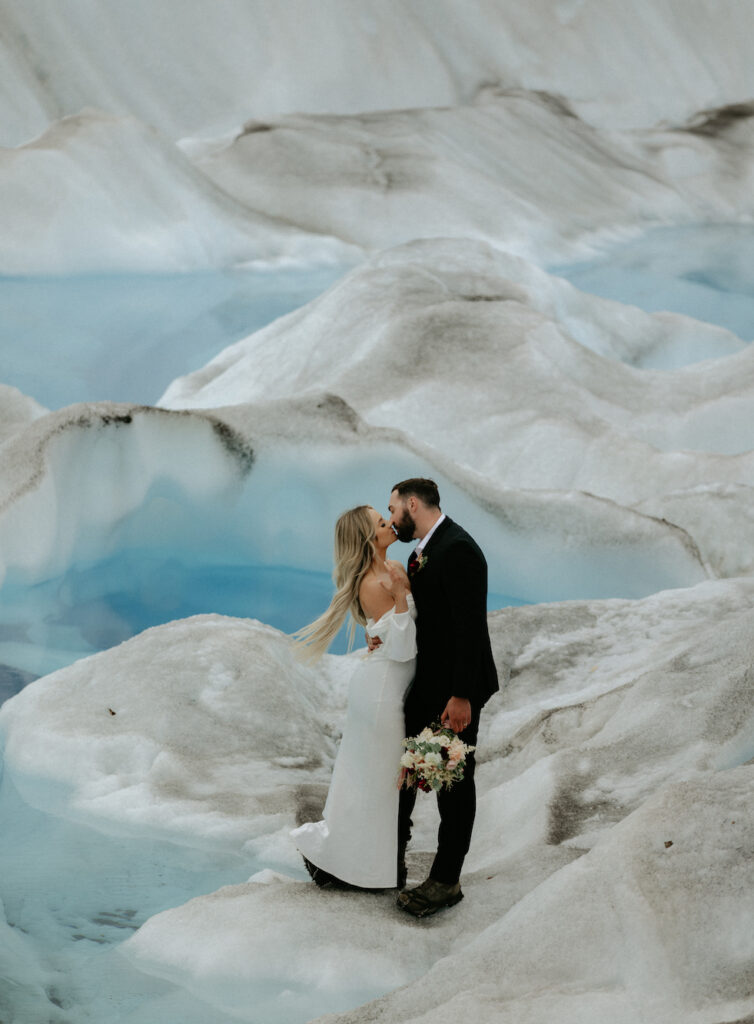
[399,723,475,793]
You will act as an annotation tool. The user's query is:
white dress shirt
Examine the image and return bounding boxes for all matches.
[416,513,446,554]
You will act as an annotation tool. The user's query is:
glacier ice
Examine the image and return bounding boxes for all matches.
[0,111,357,275]
[0,616,345,842]
[2,578,751,1022]
[0,760,262,1024]
[0,396,712,681]
[2,1,754,1021]
[187,86,754,264]
[3,0,754,147]
[159,240,754,528]
[4,70,754,275]
[123,767,754,1024]
[554,224,754,358]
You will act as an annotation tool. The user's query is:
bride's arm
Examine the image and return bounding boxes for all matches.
[360,569,415,661]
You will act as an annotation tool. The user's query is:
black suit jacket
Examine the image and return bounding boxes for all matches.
[404,517,498,732]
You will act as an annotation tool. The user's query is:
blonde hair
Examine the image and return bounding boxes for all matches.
[293,505,376,659]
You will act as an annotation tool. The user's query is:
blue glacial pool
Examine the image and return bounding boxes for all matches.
[553,223,754,367]
[0,265,346,409]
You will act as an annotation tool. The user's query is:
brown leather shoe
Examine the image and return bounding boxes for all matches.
[396,878,463,917]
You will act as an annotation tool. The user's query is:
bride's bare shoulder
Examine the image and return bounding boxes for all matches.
[359,574,393,621]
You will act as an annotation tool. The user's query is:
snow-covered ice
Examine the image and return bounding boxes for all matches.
[3,0,754,146]
[2,579,751,1022]
[0,383,47,444]
[188,87,754,263]
[0,110,357,275]
[6,89,754,275]
[0,616,345,843]
[158,238,754,581]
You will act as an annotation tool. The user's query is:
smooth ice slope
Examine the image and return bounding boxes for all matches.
[3,577,750,1022]
[2,0,754,146]
[0,111,355,275]
[0,898,50,1023]
[191,89,754,262]
[3,11,754,272]
[6,89,754,274]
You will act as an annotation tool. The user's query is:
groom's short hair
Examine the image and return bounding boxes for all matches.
[392,477,440,508]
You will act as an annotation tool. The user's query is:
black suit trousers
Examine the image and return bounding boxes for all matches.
[398,707,480,885]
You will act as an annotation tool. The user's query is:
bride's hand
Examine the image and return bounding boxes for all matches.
[380,563,410,612]
[381,562,410,599]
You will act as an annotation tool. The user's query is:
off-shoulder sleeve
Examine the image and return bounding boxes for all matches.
[368,609,417,662]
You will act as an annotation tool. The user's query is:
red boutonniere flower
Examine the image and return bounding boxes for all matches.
[409,553,429,577]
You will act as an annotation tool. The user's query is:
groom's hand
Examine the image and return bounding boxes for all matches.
[441,696,472,733]
[366,632,382,653]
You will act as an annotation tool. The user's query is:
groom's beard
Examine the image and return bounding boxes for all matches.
[393,509,416,543]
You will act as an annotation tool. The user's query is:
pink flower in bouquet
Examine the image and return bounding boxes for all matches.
[448,736,467,761]
[399,723,475,792]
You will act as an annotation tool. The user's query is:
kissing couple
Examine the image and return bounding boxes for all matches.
[291,477,498,918]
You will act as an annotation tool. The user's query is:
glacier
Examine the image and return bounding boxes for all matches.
[1,2,753,1023]
[0,397,710,685]
[2,583,752,1022]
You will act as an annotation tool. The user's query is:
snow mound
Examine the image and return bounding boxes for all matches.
[351,767,753,1024]
[0,614,348,847]
[0,383,47,445]
[160,239,754,506]
[107,576,754,1023]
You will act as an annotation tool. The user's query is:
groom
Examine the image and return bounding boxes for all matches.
[388,478,498,917]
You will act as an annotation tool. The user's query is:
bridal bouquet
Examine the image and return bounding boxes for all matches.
[399,724,475,793]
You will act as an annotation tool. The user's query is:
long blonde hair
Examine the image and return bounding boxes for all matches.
[293,505,376,659]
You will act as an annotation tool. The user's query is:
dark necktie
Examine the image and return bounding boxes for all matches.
[408,549,419,577]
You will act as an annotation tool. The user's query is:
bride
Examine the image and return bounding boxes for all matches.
[290,504,416,889]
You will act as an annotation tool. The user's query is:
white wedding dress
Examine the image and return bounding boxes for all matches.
[291,595,417,888]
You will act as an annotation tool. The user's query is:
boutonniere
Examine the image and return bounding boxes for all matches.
[409,553,429,577]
